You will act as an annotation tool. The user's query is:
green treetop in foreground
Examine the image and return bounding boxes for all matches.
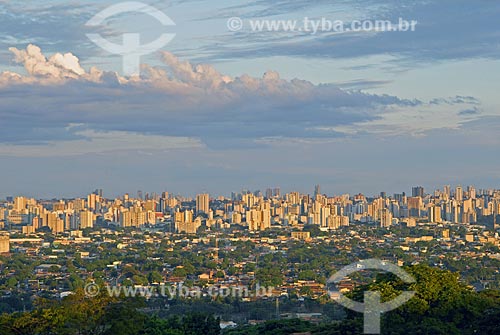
[225,265,500,335]
[0,265,499,334]
[0,291,220,335]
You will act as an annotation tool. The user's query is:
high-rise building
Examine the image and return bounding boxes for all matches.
[176,218,201,234]
[144,200,156,212]
[246,208,271,231]
[0,235,10,253]
[242,193,256,208]
[443,185,451,197]
[467,186,476,199]
[408,197,423,217]
[394,193,405,203]
[14,197,27,211]
[455,186,463,201]
[0,235,9,253]
[94,189,103,198]
[131,207,146,227]
[232,212,242,224]
[314,185,321,198]
[120,210,132,227]
[79,210,94,229]
[390,201,400,218]
[87,193,100,211]
[44,212,64,233]
[174,210,200,233]
[493,199,499,231]
[320,206,330,227]
[196,193,210,214]
[449,200,459,222]
[265,188,273,199]
[428,205,442,223]
[327,215,341,230]
[379,208,393,227]
[53,201,65,212]
[412,186,424,198]
[71,199,85,212]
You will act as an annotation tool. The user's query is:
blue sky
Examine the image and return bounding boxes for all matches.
[0,0,499,198]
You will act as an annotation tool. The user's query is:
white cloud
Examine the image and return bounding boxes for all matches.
[0,44,482,155]
[9,44,85,78]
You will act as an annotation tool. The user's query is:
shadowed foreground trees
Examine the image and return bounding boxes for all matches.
[225,265,500,335]
[0,266,498,334]
[354,265,500,334]
[0,289,220,335]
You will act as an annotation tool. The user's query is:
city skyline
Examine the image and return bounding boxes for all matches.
[1,168,498,334]
[0,0,499,197]
[3,182,498,235]
[1,182,498,201]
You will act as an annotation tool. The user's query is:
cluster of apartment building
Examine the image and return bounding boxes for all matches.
[1,185,499,236]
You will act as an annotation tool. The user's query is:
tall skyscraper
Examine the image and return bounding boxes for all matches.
[79,210,94,229]
[394,193,405,203]
[196,193,210,214]
[408,197,423,217]
[14,197,27,211]
[265,188,273,199]
[428,205,442,223]
[379,208,393,227]
[87,193,100,211]
[120,210,132,227]
[455,186,463,201]
[467,185,476,199]
[412,186,424,198]
[443,185,451,197]
[314,185,321,198]
[494,199,498,231]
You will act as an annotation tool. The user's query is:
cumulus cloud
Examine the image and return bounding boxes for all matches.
[9,44,85,78]
[0,44,482,155]
[160,52,232,89]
